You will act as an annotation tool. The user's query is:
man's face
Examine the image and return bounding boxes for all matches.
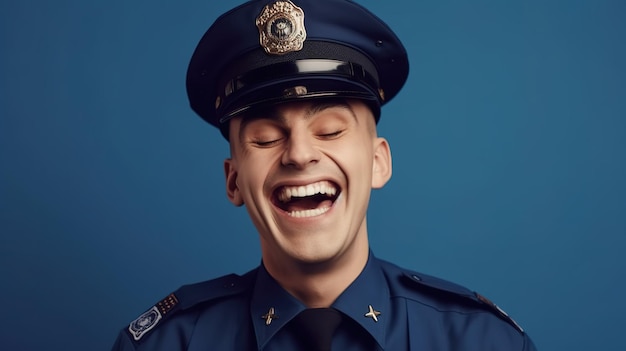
[224,100,392,268]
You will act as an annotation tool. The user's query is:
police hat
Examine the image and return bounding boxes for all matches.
[186,0,409,139]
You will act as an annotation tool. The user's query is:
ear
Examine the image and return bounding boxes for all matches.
[371,137,392,189]
[224,158,244,206]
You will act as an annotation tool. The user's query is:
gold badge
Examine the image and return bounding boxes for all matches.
[256,0,306,55]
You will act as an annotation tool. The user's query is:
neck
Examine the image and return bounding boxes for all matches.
[263,233,369,308]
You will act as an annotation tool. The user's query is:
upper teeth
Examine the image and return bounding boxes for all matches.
[277,181,337,203]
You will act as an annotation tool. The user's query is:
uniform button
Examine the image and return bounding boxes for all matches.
[411,274,421,281]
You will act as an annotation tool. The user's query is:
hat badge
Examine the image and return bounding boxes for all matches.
[256,0,306,55]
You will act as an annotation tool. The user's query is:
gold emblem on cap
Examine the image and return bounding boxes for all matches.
[256,0,306,55]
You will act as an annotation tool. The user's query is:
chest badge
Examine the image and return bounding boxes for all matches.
[256,0,306,55]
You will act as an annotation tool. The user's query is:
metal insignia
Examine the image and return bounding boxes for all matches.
[476,293,524,333]
[364,304,381,322]
[128,306,162,341]
[256,0,306,55]
[261,307,279,326]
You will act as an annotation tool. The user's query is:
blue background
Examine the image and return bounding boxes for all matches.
[1,0,624,350]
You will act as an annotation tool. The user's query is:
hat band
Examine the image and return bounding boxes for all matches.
[219,58,380,103]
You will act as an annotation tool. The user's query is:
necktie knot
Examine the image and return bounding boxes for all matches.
[291,308,343,351]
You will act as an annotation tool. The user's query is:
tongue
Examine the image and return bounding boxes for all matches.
[284,197,334,212]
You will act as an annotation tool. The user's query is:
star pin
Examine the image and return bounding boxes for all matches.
[364,305,381,322]
[262,307,279,326]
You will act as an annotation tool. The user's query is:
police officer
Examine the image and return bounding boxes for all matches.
[112,0,537,350]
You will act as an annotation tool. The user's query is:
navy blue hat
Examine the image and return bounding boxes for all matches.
[186,0,409,139]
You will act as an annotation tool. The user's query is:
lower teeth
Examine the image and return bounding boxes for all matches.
[288,207,330,218]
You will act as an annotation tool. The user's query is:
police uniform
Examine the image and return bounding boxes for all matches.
[112,0,537,349]
[112,253,535,350]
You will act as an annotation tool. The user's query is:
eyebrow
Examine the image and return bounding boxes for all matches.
[305,100,356,120]
[237,99,357,142]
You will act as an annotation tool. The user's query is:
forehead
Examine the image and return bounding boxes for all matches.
[246,98,373,121]
[227,99,375,143]
[247,100,354,123]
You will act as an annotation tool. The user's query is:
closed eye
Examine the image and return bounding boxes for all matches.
[318,130,344,139]
[253,138,283,147]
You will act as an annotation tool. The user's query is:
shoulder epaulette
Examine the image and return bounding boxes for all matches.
[126,268,257,342]
[403,269,524,333]
[380,260,525,334]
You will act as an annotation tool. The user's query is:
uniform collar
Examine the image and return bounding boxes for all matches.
[250,262,306,349]
[250,252,389,350]
[331,252,388,349]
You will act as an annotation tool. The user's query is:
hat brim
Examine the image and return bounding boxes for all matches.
[218,74,381,125]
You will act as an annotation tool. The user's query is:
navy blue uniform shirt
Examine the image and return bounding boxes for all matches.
[112,253,536,350]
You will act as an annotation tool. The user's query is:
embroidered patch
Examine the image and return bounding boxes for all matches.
[128,306,162,341]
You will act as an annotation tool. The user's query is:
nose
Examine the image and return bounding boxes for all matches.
[281,132,320,169]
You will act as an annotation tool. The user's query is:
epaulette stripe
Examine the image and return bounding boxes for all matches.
[156,293,179,315]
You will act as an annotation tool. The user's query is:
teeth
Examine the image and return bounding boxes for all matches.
[288,207,331,218]
[277,181,337,203]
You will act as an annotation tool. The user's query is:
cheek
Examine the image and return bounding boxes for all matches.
[336,138,375,170]
[332,150,374,186]
[237,154,278,189]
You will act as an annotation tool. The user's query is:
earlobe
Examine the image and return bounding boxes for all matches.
[224,158,244,206]
[371,137,392,189]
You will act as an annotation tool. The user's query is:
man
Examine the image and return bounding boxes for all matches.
[112,0,537,350]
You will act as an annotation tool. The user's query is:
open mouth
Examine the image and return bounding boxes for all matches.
[273,180,340,218]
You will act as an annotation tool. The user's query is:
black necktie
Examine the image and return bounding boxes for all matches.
[291,308,343,351]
